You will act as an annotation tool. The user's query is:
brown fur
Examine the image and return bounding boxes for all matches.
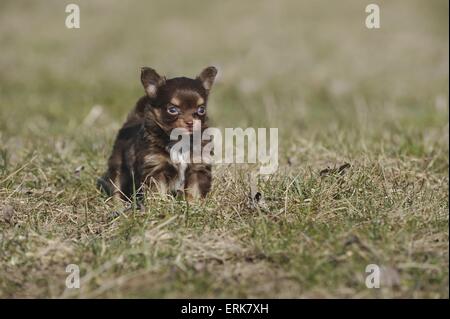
[98,66,217,202]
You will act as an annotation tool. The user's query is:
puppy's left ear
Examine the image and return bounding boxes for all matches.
[197,66,218,91]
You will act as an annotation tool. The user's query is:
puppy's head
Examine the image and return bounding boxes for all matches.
[141,66,217,134]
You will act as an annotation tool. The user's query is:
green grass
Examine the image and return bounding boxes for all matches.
[0,0,448,298]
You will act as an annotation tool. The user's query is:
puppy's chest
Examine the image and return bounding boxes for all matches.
[138,141,191,192]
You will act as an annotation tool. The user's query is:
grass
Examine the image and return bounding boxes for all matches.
[0,0,448,298]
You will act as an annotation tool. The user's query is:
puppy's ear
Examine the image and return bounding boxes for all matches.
[141,67,165,98]
[197,66,218,91]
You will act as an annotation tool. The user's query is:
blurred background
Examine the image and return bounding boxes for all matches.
[0,0,448,140]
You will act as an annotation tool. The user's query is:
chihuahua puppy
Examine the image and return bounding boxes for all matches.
[98,66,217,202]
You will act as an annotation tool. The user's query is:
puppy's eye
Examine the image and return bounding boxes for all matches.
[167,105,180,115]
[197,106,206,115]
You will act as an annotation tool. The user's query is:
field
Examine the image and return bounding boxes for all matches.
[0,0,448,298]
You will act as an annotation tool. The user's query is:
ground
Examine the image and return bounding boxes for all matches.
[0,0,448,298]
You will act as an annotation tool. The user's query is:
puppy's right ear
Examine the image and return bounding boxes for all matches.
[141,67,165,98]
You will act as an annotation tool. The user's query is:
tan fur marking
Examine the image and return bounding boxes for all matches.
[143,154,167,171]
[170,97,181,106]
[186,181,201,200]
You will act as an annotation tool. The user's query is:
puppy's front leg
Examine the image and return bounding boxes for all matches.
[141,162,178,197]
[184,164,212,201]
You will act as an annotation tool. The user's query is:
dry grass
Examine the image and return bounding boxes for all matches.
[0,0,448,298]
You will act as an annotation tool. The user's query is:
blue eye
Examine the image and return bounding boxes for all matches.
[197,106,206,115]
[167,105,179,115]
